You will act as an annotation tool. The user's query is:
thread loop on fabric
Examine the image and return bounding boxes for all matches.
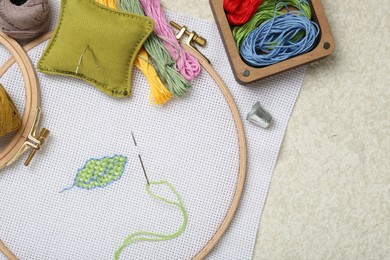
[114,180,187,259]
[0,0,50,40]
[0,84,21,138]
[139,0,201,81]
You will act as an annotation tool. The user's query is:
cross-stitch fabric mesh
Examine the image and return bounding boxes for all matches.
[0,2,306,259]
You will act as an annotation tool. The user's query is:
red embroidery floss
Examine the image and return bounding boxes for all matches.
[223,0,263,25]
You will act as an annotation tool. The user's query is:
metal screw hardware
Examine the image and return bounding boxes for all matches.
[24,128,50,166]
[170,21,207,46]
[242,69,250,77]
[323,42,330,50]
[170,21,210,64]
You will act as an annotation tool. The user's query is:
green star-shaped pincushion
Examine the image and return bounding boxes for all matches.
[38,0,154,97]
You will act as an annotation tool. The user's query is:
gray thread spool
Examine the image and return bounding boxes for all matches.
[247,101,272,128]
[0,0,50,40]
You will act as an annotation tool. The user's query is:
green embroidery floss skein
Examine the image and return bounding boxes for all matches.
[0,83,21,138]
[116,0,191,97]
[115,180,187,259]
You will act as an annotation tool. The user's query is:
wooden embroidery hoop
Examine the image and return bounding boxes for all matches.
[0,31,49,170]
[0,28,247,259]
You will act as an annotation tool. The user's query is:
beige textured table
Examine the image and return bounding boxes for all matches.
[162,0,390,258]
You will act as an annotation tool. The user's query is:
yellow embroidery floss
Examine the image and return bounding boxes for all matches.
[0,84,21,138]
[96,0,117,8]
[135,49,173,105]
[96,0,173,105]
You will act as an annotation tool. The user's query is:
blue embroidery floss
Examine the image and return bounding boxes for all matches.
[240,1,320,67]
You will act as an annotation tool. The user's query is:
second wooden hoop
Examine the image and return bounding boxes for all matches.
[0,31,41,169]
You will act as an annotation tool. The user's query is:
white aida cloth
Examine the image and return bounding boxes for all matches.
[0,2,306,259]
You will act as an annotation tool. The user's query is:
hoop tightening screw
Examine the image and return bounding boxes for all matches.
[24,128,50,166]
[170,21,207,46]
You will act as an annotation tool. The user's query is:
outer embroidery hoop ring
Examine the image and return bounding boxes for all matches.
[0,32,248,259]
[0,31,41,169]
[183,45,247,259]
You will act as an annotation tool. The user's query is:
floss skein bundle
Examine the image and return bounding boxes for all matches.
[233,0,312,48]
[116,0,191,97]
[0,84,21,138]
[96,0,173,105]
[139,0,201,81]
[240,6,320,67]
[134,49,173,104]
[0,0,50,40]
[224,0,263,26]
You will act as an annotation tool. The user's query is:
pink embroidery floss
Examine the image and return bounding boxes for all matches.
[139,0,201,81]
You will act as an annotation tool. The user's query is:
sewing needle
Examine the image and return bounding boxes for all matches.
[131,131,150,186]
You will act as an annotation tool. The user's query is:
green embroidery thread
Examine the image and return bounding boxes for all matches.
[61,155,128,192]
[114,180,187,259]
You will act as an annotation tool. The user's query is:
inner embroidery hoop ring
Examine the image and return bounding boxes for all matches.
[0,32,248,259]
[0,31,41,169]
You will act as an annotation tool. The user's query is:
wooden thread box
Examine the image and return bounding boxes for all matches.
[209,0,335,84]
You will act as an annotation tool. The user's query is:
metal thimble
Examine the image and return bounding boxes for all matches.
[246,102,272,128]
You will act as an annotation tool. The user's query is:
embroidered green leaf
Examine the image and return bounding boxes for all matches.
[61,155,127,192]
